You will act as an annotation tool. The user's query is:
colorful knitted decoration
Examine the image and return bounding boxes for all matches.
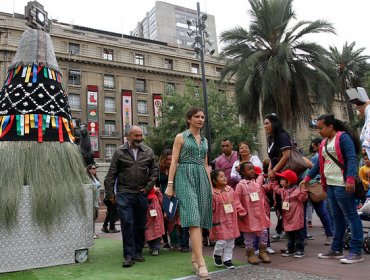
[0,29,88,230]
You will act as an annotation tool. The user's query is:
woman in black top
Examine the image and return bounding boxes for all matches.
[264,114,292,240]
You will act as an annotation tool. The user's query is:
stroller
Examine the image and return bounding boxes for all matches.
[344,198,370,253]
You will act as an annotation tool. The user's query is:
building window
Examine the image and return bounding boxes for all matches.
[68,70,81,86]
[216,67,222,75]
[104,97,116,113]
[191,63,199,74]
[104,120,116,135]
[68,93,81,110]
[165,83,175,95]
[104,74,115,89]
[138,122,149,136]
[341,106,348,117]
[136,79,146,92]
[137,100,148,115]
[103,48,113,61]
[105,144,116,159]
[164,58,173,70]
[135,53,145,65]
[68,43,80,55]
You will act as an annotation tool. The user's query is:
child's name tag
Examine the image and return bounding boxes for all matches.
[250,192,260,202]
[224,203,234,214]
[282,202,290,210]
[149,209,158,217]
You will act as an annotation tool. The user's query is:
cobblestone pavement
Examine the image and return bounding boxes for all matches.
[175,265,338,280]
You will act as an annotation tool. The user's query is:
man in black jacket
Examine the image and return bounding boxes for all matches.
[104,126,157,267]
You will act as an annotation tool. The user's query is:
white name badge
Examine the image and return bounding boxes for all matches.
[224,203,234,214]
[282,202,290,211]
[250,192,260,202]
[149,209,158,217]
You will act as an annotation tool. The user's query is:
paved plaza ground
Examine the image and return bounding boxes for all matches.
[96,211,370,280]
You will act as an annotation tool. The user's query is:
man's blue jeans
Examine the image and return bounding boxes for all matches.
[117,192,148,259]
[326,185,363,254]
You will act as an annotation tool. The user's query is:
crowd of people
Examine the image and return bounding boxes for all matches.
[86,106,370,279]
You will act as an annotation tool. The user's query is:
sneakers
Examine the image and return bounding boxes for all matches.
[150,249,159,256]
[214,255,223,267]
[109,228,120,233]
[306,234,315,240]
[271,232,280,241]
[162,243,171,250]
[223,260,235,269]
[318,250,344,259]
[294,251,305,258]
[266,247,275,254]
[280,232,288,239]
[340,253,364,264]
[308,221,313,228]
[282,250,294,257]
[324,236,332,246]
[180,247,190,253]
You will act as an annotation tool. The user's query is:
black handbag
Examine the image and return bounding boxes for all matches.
[324,141,366,200]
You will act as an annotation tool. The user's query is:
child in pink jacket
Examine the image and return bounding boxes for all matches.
[145,187,165,256]
[235,162,271,265]
[210,170,240,269]
[273,170,308,258]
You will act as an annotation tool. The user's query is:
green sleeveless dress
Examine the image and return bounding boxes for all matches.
[175,130,212,229]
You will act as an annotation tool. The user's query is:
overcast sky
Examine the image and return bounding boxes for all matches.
[1,0,369,53]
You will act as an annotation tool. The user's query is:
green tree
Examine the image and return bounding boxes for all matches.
[328,41,370,122]
[146,79,256,160]
[219,0,336,129]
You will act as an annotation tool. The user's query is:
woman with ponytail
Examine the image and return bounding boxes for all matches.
[301,114,364,264]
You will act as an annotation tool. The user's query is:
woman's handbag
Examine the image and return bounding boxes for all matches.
[308,182,327,203]
[284,145,309,175]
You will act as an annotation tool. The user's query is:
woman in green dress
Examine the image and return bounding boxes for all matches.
[166,107,212,280]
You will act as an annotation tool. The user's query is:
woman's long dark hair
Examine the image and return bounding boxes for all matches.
[264,113,290,144]
[86,164,99,182]
[159,149,172,173]
[317,114,361,154]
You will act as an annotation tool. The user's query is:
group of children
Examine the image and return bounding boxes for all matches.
[142,161,309,267]
[209,162,308,268]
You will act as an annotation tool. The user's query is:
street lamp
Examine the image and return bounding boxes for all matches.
[187,2,215,158]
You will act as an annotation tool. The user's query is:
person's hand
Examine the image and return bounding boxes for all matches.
[299,181,308,189]
[268,170,275,180]
[165,185,174,197]
[109,196,116,205]
[140,188,148,194]
[345,183,355,193]
[235,165,241,173]
[238,213,246,220]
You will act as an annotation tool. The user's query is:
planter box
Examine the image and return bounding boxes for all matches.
[0,185,93,273]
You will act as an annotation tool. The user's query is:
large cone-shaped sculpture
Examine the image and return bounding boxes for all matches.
[0,29,87,229]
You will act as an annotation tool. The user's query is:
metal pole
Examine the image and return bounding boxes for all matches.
[196,2,212,159]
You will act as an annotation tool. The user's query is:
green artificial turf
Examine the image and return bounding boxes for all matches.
[0,238,242,280]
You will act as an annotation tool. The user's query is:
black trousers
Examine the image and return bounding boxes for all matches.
[287,228,305,252]
[103,199,119,229]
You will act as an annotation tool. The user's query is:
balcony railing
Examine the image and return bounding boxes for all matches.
[101,131,120,137]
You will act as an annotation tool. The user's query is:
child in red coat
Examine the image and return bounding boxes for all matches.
[235,162,271,265]
[145,187,165,256]
[273,170,308,258]
[210,170,240,269]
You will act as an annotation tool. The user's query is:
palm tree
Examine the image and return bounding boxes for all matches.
[328,41,370,122]
[220,0,337,129]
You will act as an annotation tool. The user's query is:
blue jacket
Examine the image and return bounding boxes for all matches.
[305,132,357,187]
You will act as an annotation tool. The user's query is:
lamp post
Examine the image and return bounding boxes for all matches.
[187,2,215,158]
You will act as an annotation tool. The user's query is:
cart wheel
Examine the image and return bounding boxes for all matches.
[75,249,88,263]
[363,237,370,254]
[343,229,351,250]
